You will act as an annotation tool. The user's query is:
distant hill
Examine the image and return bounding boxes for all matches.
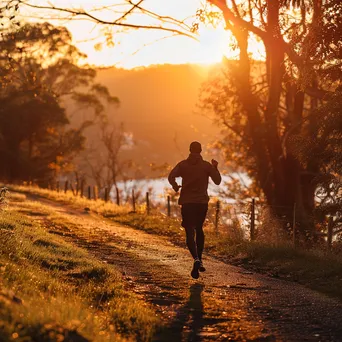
[73,64,222,179]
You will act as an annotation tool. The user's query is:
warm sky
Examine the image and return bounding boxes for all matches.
[20,0,265,69]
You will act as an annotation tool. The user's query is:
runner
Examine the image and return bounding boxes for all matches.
[168,141,221,279]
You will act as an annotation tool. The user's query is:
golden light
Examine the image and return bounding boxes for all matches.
[19,0,266,69]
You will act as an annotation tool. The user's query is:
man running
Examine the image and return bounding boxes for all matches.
[168,141,221,279]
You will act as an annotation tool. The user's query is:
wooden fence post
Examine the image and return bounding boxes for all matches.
[215,200,220,234]
[80,180,84,198]
[88,186,91,200]
[116,186,120,206]
[104,188,109,202]
[250,198,255,241]
[146,192,150,215]
[167,196,171,217]
[327,216,334,250]
[93,186,98,200]
[70,183,76,196]
[56,181,60,193]
[293,202,296,247]
[64,180,68,194]
[132,189,136,212]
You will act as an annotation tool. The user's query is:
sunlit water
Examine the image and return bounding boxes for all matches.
[111,174,251,204]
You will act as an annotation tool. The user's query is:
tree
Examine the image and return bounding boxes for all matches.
[199,0,341,238]
[293,88,342,239]
[0,22,117,184]
[83,122,132,192]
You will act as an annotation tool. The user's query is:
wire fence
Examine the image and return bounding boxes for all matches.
[51,181,340,250]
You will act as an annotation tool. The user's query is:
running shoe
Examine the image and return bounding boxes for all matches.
[191,259,201,279]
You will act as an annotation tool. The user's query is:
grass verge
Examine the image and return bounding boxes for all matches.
[6,185,342,301]
[0,204,159,341]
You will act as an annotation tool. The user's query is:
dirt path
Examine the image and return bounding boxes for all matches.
[19,196,342,341]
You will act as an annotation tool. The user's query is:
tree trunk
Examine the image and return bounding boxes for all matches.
[216,0,320,239]
[231,28,274,204]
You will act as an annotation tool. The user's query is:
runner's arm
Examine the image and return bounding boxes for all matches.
[168,163,181,191]
[209,164,222,185]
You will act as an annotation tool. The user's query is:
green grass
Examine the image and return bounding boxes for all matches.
[6,185,342,300]
[0,206,159,341]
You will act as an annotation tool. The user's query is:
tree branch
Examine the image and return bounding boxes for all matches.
[128,0,193,31]
[114,0,143,24]
[305,87,332,100]
[18,1,196,39]
[208,0,306,68]
[208,0,269,41]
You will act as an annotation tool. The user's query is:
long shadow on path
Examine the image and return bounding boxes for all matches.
[154,283,205,342]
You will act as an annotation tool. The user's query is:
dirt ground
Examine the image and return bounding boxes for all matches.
[16,196,342,341]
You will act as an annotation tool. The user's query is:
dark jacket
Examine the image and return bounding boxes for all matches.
[168,153,221,205]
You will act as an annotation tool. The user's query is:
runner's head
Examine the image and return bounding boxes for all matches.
[189,141,202,154]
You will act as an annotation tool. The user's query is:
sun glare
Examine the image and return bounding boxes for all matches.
[71,22,265,69]
[74,25,265,69]
[21,0,265,69]
[196,27,232,65]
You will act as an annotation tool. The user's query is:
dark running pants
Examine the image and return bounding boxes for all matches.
[181,203,208,260]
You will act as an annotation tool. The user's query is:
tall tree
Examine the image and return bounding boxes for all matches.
[198,0,341,237]
[0,22,117,184]
[293,87,342,239]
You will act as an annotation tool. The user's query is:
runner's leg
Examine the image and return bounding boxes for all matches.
[181,204,199,259]
[185,225,198,259]
[196,226,204,261]
[182,204,205,279]
[195,203,208,262]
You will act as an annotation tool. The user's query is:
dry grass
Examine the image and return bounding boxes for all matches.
[9,184,132,217]
[0,205,159,341]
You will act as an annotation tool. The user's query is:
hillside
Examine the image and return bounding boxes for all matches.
[74,64,221,178]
